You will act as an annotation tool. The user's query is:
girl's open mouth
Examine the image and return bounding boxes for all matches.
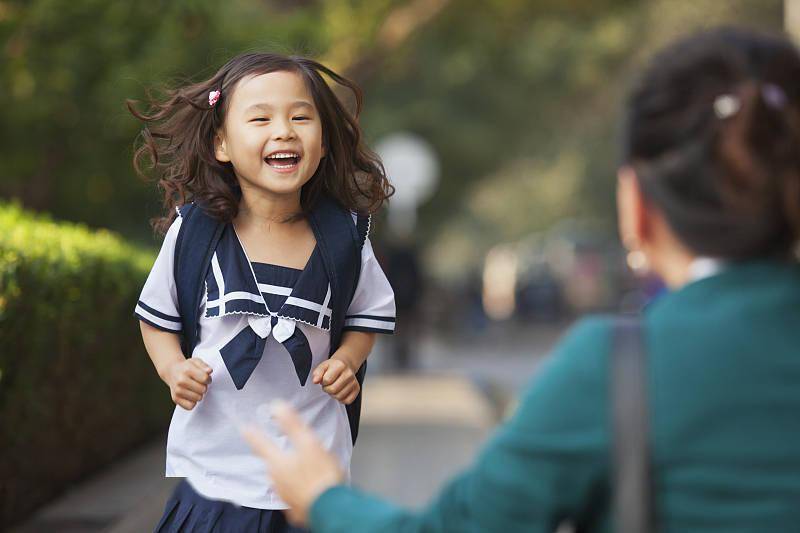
[265,151,301,171]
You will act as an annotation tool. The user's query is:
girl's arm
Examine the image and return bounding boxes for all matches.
[332,331,376,372]
[140,321,213,410]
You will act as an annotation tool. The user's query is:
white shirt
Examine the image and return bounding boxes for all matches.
[135,212,395,508]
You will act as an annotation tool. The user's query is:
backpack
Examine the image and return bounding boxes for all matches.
[172,195,371,443]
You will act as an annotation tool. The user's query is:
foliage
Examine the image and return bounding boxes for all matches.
[0,202,163,526]
[0,0,786,273]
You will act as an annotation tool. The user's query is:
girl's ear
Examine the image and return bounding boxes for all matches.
[214,133,231,163]
[616,165,649,249]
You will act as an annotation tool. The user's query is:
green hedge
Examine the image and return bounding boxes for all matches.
[0,202,171,527]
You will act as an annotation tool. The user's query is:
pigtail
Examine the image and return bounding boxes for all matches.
[625,28,800,259]
[715,80,800,254]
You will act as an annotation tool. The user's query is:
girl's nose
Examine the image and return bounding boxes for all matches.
[272,118,297,141]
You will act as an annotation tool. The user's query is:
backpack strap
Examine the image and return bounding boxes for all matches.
[612,317,656,533]
[174,203,224,357]
[308,196,369,443]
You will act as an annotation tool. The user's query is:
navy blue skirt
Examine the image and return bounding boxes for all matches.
[154,480,309,533]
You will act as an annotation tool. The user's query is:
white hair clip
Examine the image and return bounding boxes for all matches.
[713,94,741,119]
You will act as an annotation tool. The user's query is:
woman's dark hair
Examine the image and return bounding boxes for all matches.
[623,27,800,259]
[128,53,393,234]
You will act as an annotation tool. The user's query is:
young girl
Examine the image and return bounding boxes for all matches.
[129,53,396,532]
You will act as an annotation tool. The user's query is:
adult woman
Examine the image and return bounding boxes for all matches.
[246,27,800,532]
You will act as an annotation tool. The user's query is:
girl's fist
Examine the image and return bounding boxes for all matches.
[163,358,213,410]
[312,359,359,405]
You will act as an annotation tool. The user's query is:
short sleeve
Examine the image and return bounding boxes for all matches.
[134,216,183,333]
[344,237,396,334]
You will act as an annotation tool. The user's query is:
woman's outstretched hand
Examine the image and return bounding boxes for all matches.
[242,401,346,526]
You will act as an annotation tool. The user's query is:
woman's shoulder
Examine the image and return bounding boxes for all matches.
[525,315,619,396]
[553,315,617,362]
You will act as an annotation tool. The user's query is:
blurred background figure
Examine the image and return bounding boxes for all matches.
[375,132,438,371]
[380,235,424,371]
[2,1,799,531]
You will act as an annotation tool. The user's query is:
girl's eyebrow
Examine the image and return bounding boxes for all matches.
[243,101,315,113]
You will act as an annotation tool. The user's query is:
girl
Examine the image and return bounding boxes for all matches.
[246,27,800,532]
[129,53,396,532]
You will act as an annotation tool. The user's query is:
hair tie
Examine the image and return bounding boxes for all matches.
[713,83,788,120]
[761,83,787,110]
[208,90,221,107]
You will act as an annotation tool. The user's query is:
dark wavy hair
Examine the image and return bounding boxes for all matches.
[623,27,800,259]
[128,53,393,234]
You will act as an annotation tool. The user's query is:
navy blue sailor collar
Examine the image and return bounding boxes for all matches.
[204,223,333,330]
[203,223,333,389]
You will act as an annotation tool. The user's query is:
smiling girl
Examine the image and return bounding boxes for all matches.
[128,53,395,532]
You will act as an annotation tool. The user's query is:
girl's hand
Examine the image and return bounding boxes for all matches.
[312,358,359,405]
[242,401,345,527]
[162,358,213,410]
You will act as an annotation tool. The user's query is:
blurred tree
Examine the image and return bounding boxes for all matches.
[0,0,785,272]
[350,0,782,279]
[0,0,427,241]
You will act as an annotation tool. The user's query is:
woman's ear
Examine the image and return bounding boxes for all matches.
[214,133,231,163]
[617,165,649,250]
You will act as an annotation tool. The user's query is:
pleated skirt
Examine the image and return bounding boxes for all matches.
[154,479,309,533]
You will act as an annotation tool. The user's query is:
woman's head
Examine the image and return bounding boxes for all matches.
[129,53,392,232]
[618,27,800,275]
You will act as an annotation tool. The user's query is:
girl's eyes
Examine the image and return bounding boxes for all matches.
[248,116,311,123]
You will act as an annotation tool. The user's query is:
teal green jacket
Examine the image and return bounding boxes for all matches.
[310,260,800,532]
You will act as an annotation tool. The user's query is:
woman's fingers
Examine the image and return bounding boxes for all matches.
[272,401,319,450]
[242,426,284,464]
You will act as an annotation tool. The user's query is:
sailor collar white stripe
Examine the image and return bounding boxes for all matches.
[203,224,333,331]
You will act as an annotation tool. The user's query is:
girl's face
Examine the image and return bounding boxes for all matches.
[214,70,324,200]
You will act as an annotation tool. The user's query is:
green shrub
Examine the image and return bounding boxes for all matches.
[0,202,170,527]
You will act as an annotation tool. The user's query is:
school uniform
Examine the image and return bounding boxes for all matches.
[306,259,800,532]
[135,206,395,531]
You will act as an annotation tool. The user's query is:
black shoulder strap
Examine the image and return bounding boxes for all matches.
[612,318,655,533]
[308,197,368,444]
[174,204,224,357]
[307,197,362,350]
